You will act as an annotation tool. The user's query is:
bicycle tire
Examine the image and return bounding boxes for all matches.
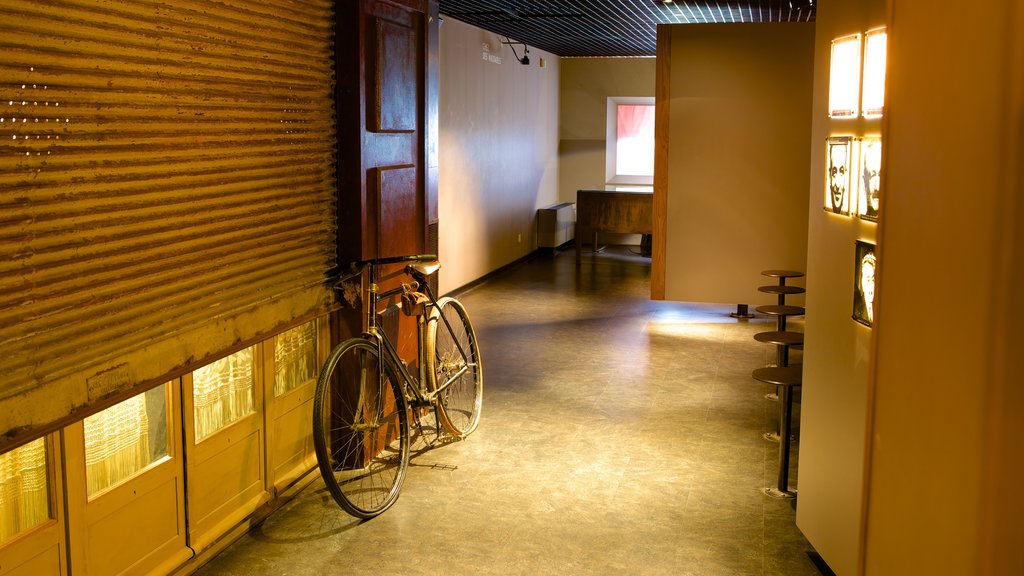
[313,338,410,519]
[426,297,483,437]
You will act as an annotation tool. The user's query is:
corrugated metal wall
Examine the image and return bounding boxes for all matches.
[0,0,337,448]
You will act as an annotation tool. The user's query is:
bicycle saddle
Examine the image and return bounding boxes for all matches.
[407,261,441,279]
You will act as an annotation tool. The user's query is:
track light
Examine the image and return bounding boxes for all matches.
[502,37,531,66]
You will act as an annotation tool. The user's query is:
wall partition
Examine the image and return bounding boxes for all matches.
[653,23,814,303]
[0,437,65,574]
[794,1,885,573]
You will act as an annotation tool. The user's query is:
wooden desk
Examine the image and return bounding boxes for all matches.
[575,188,653,262]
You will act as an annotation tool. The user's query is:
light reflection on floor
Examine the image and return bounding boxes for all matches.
[193,245,822,576]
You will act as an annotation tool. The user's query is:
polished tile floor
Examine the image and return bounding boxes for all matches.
[193,246,821,575]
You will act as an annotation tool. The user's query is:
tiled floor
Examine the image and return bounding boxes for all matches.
[192,246,821,575]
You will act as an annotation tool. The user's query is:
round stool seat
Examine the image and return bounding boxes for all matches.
[761,270,804,279]
[758,285,806,296]
[752,365,803,387]
[754,331,805,347]
[755,305,805,317]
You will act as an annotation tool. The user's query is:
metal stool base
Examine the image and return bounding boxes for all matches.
[763,487,797,499]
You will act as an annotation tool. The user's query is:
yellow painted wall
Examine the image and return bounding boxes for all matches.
[558,58,656,200]
[862,0,1024,573]
[438,18,560,294]
[661,23,814,305]
[794,1,884,573]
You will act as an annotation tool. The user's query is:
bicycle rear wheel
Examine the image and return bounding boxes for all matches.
[426,297,483,437]
[313,338,409,519]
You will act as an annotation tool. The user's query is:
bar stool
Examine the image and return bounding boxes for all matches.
[758,284,806,306]
[752,364,802,499]
[761,269,804,288]
[755,304,804,333]
[753,330,804,429]
[755,304,803,415]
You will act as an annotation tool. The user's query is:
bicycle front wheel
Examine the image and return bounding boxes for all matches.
[313,338,410,519]
[427,297,483,437]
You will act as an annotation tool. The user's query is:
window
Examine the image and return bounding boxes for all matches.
[84,385,170,497]
[274,321,319,397]
[0,438,50,543]
[192,348,256,442]
[606,97,655,185]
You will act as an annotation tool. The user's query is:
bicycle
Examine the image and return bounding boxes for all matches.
[312,254,483,519]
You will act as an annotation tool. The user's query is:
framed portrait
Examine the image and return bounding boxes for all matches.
[858,138,882,221]
[853,240,877,327]
[826,136,853,215]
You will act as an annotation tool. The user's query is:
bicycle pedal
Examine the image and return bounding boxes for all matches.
[408,399,433,409]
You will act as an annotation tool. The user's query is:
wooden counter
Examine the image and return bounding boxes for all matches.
[575,188,653,262]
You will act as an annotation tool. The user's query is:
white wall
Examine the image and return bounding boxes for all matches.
[795,1,884,573]
[438,18,560,293]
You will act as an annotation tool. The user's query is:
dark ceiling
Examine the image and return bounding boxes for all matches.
[437,0,816,57]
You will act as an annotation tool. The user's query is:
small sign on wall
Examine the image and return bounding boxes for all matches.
[481,42,502,64]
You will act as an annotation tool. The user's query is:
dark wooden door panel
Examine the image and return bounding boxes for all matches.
[364,132,417,167]
[374,17,418,133]
[336,0,437,350]
[375,166,423,258]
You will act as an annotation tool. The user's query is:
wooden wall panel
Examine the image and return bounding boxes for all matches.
[375,18,418,132]
[377,166,423,258]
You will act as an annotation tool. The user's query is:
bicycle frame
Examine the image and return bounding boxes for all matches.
[314,254,482,519]
[360,261,429,408]
[353,256,471,409]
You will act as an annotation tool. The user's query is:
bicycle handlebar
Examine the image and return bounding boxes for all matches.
[335,254,439,285]
[347,254,438,269]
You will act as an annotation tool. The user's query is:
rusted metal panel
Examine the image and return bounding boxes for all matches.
[0,0,338,450]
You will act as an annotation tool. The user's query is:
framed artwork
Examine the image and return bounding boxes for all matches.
[853,240,877,327]
[828,34,862,118]
[826,136,853,215]
[862,29,888,118]
[858,138,882,221]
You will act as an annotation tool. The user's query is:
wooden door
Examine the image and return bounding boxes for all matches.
[337,0,437,264]
[336,0,439,352]
[64,383,189,576]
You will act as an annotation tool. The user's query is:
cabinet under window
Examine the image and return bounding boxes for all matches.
[266,318,327,493]
[65,382,189,576]
[0,436,64,574]
[184,346,268,552]
[0,318,326,574]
